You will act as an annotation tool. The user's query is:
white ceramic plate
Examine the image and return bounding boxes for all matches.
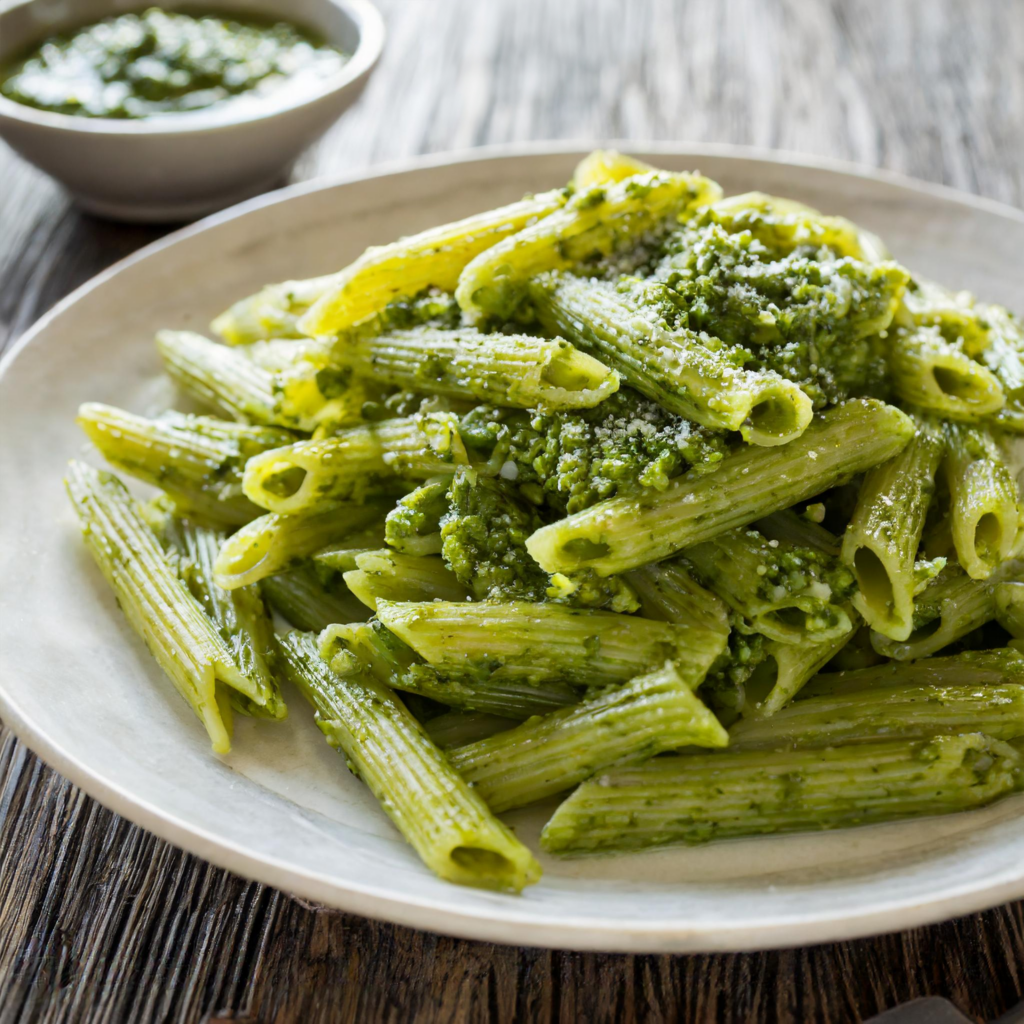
[1,144,1023,953]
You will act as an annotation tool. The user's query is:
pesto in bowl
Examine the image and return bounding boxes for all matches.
[0,6,349,119]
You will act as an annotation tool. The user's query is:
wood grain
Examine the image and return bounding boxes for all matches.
[0,1,1022,1020]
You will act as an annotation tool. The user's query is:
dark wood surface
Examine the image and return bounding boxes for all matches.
[1,1,1023,1020]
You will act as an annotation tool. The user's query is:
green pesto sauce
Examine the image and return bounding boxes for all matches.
[636,218,908,409]
[459,388,728,517]
[441,465,549,602]
[0,7,348,119]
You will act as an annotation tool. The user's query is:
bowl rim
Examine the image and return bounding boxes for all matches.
[0,0,385,135]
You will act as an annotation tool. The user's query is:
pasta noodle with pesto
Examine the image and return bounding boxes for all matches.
[68,150,1024,886]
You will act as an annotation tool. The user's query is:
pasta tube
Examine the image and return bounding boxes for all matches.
[870,567,997,661]
[156,330,359,431]
[343,549,470,610]
[900,284,1024,432]
[327,328,619,410]
[888,325,1005,419]
[170,520,286,720]
[213,502,386,589]
[311,543,390,575]
[456,170,722,321]
[571,149,657,189]
[625,558,730,637]
[530,272,813,445]
[212,275,336,344]
[900,279,989,354]
[747,627,859,718]
[157,330,294,427]
[978,304,1024,433]
[242,414,468,516]
[448,663,728,812]
[541,733,1020,854]
[705,191,886,261]
[729,678,1024,749]
[526,399,916,577]
[945,423,1021,579]
[299,190,569,335]
[755,509,841,556]
[842,420,946,640]
[683,528,854,645]
[77,403,291,526]
[319,621,580,718]
[799,646,1024,698]
[374,599,727,688]
[277,632,541,892]
[65,462,264,752]
[383,480,448,556]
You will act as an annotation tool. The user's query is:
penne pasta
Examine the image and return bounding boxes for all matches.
[65,151,1024,881]
[526,399,915,577]
[278,632,541,892]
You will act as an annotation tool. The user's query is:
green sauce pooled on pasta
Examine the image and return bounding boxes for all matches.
[0,7,348,119]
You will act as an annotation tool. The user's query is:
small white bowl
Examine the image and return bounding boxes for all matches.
[0,0,385,221]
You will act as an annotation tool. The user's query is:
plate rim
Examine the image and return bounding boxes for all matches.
[1,140,1023,953]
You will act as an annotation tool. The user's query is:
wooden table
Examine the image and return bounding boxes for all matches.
[1,1,1022,1020]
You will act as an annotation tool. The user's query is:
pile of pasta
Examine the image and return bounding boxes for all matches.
[68,150,1024,893]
